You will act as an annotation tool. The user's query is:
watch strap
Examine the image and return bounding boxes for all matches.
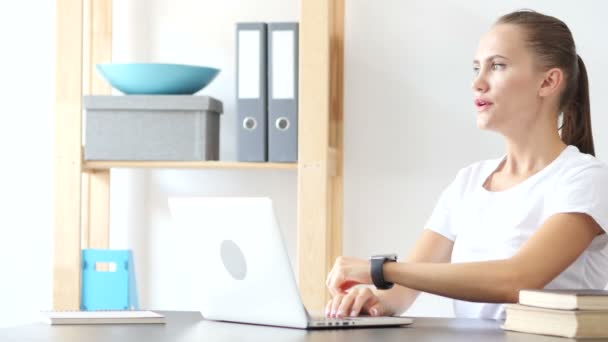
[371,255,396,290]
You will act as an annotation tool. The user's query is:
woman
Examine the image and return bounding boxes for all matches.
[325,10,608,320]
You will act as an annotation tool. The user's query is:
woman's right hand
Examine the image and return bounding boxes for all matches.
[325,286,390,318]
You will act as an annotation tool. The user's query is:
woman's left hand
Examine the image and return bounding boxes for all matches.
[326,256,373,296]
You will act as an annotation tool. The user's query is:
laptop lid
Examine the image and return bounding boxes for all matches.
[168,197,309,329]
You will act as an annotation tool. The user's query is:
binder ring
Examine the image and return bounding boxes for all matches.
[275,117,290,131]
[243,117,257,131]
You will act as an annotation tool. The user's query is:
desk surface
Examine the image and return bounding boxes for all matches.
[0,311,580,342]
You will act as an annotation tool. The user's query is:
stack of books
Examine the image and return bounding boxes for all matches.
[503,289,608,338]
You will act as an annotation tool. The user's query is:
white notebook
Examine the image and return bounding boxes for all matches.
[40,310,165,325]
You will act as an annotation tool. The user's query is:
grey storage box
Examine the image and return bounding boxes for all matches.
[84,95,223,161]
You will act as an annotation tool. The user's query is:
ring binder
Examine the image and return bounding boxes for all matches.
[267,22,299,162]
[236,23,268,162]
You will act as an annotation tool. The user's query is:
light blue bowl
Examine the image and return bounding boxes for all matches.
[96,63,220,95]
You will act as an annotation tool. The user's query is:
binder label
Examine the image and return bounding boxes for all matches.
[238,30,261,99]
[271,30,296,99]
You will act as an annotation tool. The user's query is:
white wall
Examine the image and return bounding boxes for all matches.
[0,0,54,327]
[2,0,608,327]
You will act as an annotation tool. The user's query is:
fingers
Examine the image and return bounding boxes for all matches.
[326,293,351,318]
[363,300,384,317]
[326,287,384,318]
[367,303,384,317]
[350,287,376,317]
[325,256,386,318]
[336,291,357,318]
[329,294,344,318]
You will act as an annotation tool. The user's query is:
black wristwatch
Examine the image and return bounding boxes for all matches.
[370,254,398,290]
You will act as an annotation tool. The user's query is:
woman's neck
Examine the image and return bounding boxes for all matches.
[501,131,567,177]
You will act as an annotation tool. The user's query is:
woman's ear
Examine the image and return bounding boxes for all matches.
[538,68,564,97]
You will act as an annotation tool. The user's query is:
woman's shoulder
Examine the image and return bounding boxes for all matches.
[557,145,608,179]
[548,146,608,194]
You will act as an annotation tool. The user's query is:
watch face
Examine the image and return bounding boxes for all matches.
[371,254,397,261]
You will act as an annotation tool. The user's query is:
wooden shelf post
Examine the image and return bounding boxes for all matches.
[82,0,112,250]
[298,0,344,311]
[53,0,84,310]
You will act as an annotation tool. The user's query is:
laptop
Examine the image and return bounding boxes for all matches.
[168,196,413,329]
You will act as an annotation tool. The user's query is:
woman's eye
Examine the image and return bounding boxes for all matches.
[492,63,506,70]
[473,66,480,74]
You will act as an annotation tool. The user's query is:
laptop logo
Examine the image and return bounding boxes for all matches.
[220,240,247,280]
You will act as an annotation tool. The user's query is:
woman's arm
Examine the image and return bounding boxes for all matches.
[328,212,603,306]
[383,213,602,303]
[376,229,454,315]
[326,229,453,318]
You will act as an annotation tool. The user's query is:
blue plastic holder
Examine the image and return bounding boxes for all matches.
[81,249,139,311]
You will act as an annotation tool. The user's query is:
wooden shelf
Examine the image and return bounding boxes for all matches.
[54,0,343,313]
[83,160,298,171]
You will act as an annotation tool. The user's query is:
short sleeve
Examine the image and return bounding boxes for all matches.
[424,169,466,241]
[546,164,608,233]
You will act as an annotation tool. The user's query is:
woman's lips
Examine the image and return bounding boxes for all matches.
[475,99,493,112]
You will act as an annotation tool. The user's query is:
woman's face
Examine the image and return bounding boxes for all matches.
[472,24,546,134]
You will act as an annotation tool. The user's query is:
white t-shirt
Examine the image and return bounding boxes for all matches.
[425,145,608,320]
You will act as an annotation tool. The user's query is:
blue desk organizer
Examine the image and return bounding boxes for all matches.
[81,249,140,311]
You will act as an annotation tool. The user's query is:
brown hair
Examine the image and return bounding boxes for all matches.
[497,10,595,156]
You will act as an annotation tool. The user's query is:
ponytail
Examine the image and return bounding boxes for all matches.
[560,55,595,156]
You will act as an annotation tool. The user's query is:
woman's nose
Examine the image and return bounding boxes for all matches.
[471,73,489,93]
